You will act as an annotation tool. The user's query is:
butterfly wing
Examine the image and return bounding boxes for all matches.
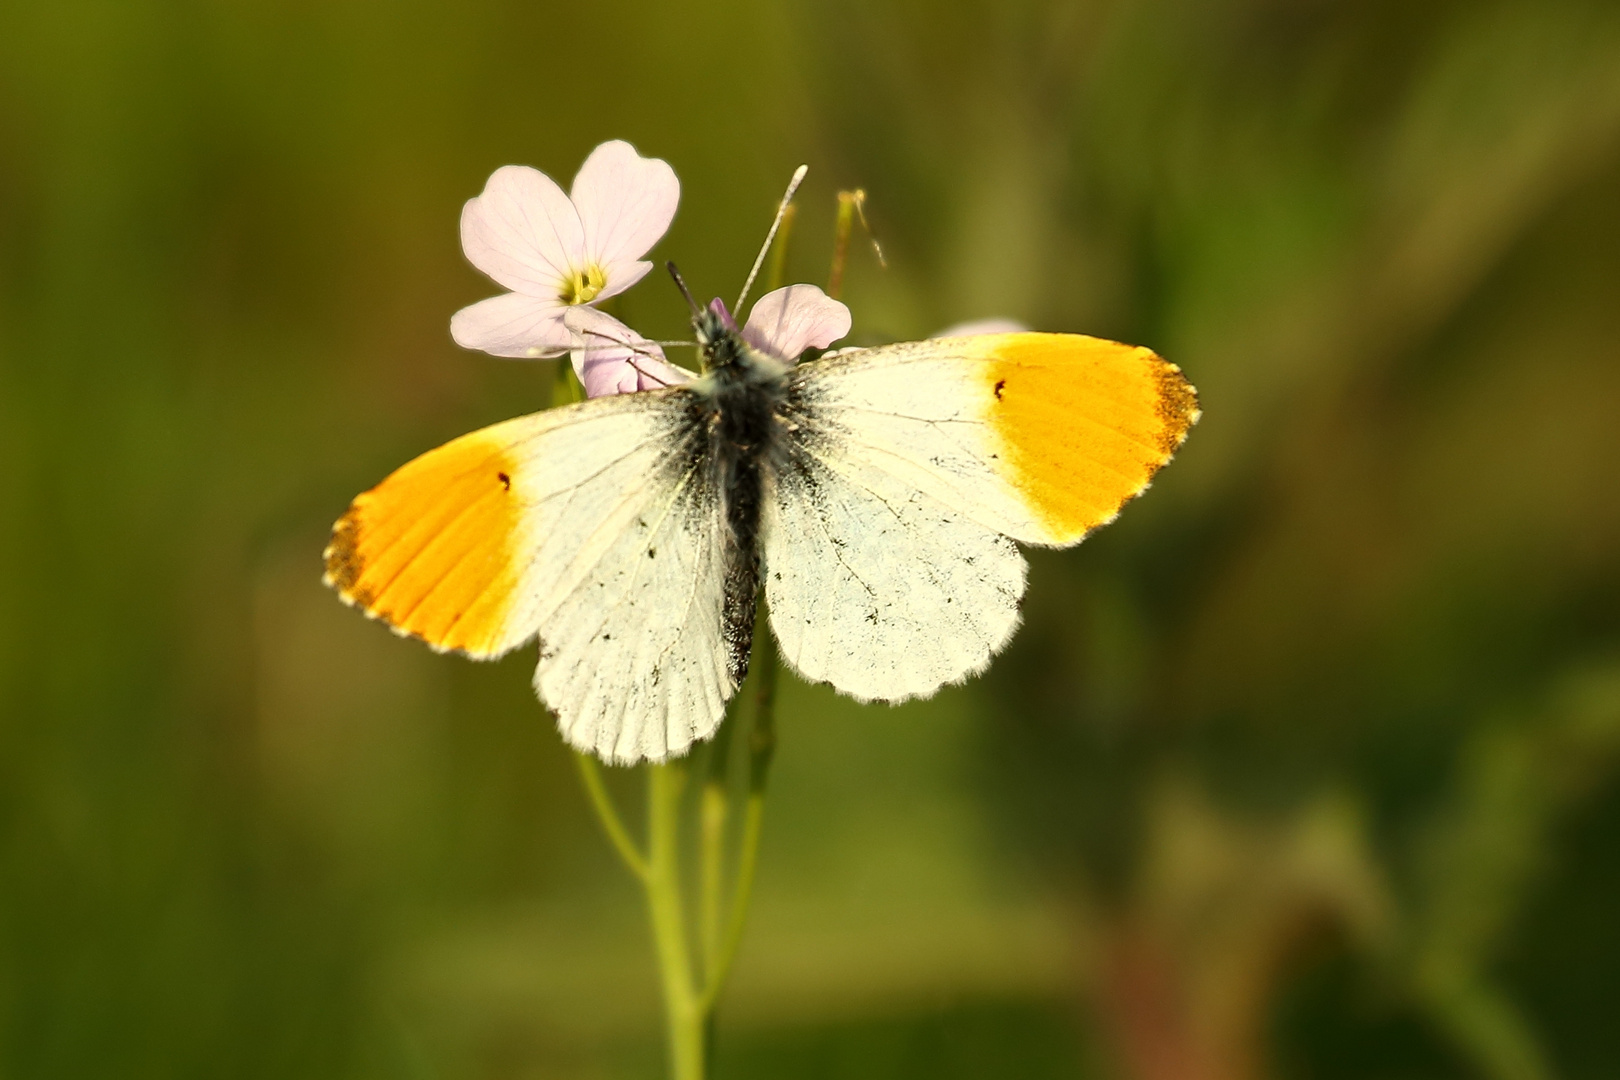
[763,428,1029,703]
[324,390,736,763]
[763,331,1198,702]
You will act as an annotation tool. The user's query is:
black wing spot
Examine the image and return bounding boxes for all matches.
[993,379,1006,400]
[648,546,658,558]
[496,471,511,490]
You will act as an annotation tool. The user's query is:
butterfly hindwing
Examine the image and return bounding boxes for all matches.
[764,430,1028,702]
[324,389,739,763]
[534,422,737,764]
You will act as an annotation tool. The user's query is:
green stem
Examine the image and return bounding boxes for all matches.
[699,776,727,980]
[700,624,779,1011]
[572,751,648,881]
[646,763,705,1080]
[828,192,856,301]
[749,629,781,791]
[556,355,585,404]
[700,790,764,1013]
[699,678,740,983]
[827,189,881,301]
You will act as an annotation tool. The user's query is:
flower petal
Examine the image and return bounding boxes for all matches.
[564,307,691,397]
[593,258,656,303]
[460,165,584,297]
[742,284,851,361]
[707,297,740,332]
[450,291,572,358]
[571,140,680,269]
[932,317,1030,337]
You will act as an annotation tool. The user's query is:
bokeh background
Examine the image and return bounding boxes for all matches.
[3,0,1620,1077]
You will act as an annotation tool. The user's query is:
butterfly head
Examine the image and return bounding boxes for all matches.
[666,261,782,382]
[695,297,748,372]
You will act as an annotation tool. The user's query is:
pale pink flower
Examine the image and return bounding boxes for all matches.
[451,140,679,359]
[932,317,1029,337]
[566,283,850,399]
[564,307,692,398]
[740,284,851,362]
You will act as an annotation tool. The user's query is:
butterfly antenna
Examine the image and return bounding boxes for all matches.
[735,164,809,316]
[667,261,701,317]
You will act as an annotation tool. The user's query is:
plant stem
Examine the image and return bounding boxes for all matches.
[572,751,649,881]
[568,596,783,1076]
[646,763,705,1080]
[699,719,735,982]
[701,624,779,1011]
[555,356,586,404]
[699,782,726,978]
[827,189,881,301]
[749,628,781,788]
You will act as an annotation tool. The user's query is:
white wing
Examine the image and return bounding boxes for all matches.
[761,332,1197,703]
[325,389,736,764]
[531,431,737,764]
[763,435,1027,702]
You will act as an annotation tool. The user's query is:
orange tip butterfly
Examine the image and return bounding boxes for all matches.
[325,178,1198,765]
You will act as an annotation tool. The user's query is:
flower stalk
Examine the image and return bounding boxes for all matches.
[827,188,882,300]
[645,763,705,1080]
[701,633,777,1013]
[572,751,648,882]
[573,634,780,1080]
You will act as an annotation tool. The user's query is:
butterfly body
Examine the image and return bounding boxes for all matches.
[687,305,791,692]
[326,326,1198,764]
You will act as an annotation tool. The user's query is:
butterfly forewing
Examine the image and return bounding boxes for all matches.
[762,332,1197,701]
[324,389,739,763]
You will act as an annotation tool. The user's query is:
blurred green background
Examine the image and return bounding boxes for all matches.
[4,0,1620,1077]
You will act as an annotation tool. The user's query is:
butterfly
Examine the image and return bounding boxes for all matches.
[323,277,1199,764]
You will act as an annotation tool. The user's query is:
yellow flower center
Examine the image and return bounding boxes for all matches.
[560,264,607,305]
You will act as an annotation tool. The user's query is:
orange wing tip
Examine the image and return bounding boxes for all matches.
[980,334,1199,545]
[322,506,371,604]
[1149,358,1201,455]
[1091,356,1198,520]
[322,546,493,656]
[321,506,432,646]
[320,456,522,660]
